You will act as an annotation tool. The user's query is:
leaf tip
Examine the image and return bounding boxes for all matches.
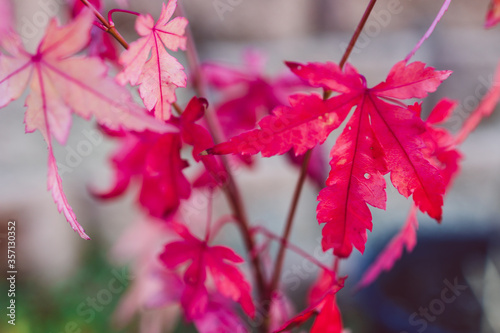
[285,61,302,71]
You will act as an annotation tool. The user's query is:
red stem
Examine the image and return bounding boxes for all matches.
[268,149,312,295]
[339,0,378,69]
[333,256,340,274]
[253,226,334,274]
[210,214,238,239]
[92,21,107,31]
[204,190,214,242]
[79,0,130,50]
[108,8,140,27]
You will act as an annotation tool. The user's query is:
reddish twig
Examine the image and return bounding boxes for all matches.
[268,149,312,295]
[107,8,140,27]
[79,0,130,50]
[253,226,334,274]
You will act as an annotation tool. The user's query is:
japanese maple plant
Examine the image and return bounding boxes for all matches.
[1,0,500,332]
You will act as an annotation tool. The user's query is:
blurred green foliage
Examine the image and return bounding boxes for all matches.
[0,235,129,333]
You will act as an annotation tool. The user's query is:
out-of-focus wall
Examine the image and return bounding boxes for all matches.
[2,0,500,287]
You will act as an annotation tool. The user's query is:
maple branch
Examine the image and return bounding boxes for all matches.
[334,256,340,275]
[268,149,312,295]
[253,226,334,273]
[339,0,378,69]
[176,2,268,306]
[204,190,214,242]
[92,21,107,32]
[324,0,378,99]
[263,0,379,329]
[172,102,183,116]
[79,0,130,50]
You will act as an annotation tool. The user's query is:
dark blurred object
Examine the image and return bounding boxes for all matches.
[355,233,497,333]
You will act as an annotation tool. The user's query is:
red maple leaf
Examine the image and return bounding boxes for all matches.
[159,223,255,320]
[94,131,191,219]
[456,60,500,144]
[415,99,462,188]
[175,97,227,184]
[70,0,101,16]
[209,60,450,258]
[356,204,419,289]
[70,0,120,63]
[95,97,228,218]
[0,10,170,239]
[275,271,345,333]
[203,50,302,140]
[203,51,328,187]
[117,0,187,120]
[358,98,465,289]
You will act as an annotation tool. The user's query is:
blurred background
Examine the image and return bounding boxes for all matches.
[1,0,500,332]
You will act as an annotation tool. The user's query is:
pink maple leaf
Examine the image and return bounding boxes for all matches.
[0,0,13,39]
[360,77,500,285]
[209,60,450,257]
[193,297,249,333]
[140,133,191,218]
[159,223,255,320]
[208,92,349,157]
[0,10,171,239]
[110,216,182,333]
[486,0,500,28]
[117,0,187,120]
